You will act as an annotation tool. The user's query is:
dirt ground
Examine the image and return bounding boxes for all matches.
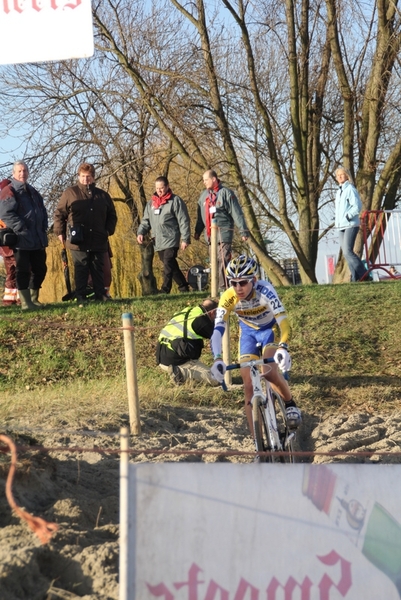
[1,405,401,599]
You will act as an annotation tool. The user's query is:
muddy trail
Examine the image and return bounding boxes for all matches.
[1,406,401,600]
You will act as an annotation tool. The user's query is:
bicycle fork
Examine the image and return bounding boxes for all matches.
[283,424,296,448]
[263,396,281,453]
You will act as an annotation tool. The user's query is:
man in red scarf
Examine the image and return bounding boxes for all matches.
[137,176,191,294]
[194,170,249,290]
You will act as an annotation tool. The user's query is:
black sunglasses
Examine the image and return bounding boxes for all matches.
[230,279,251,288]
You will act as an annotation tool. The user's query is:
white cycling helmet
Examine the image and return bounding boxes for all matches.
[226,255,258,279]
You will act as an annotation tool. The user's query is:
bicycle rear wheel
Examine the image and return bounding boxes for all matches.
[273,392,296,463]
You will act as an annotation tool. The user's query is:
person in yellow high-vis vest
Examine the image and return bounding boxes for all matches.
[156,298,218,385]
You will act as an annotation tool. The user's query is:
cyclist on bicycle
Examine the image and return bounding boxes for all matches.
[210,254,301,432]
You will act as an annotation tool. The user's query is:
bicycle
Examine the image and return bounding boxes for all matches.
[223,357,296,463]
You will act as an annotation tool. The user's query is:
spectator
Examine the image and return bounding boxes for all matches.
[0,178,19,306]
[194,169,249,290]
[334,167,367,282]
[389,265,400,277]
[137,176,190,294]
[156,298,219,385]
[0,162,48,311]
[54,163,117,302]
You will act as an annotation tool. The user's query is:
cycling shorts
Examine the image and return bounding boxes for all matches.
[238,324,276,361]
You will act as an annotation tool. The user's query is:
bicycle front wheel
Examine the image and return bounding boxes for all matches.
[253,397,266,462]
[253,397,275,463]
[274,393,296,463]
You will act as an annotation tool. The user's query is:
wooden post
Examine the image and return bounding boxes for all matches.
[119,427,130,600]
[210,218,219,297]
[122,313,141,435]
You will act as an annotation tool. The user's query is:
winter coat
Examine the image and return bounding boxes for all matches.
[53,183,117,252]
[195,185,249,244]
[335,180,362,229]
[0,178,13,257]
[156,305,214,366]
[137,194,190,252]
[0,179,48,250]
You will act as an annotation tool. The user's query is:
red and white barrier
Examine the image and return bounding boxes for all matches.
[361,210,401,280]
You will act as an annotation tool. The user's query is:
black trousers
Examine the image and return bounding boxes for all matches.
[158,247,188,293]
[13,248,47,290]
[71,250,105,298]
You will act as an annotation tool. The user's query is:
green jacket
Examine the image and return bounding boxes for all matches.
[137,194,190,252]
[195,185,248,243]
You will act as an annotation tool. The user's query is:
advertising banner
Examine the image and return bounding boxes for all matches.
[0,0,93,65]
[121,463,401,599]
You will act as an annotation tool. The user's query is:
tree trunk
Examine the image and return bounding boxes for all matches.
[138,239,158,295]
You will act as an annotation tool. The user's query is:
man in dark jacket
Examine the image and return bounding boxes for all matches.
[156,298,218,385]
[0,162,48,311]
[194,170,249,290]
[54,163,117,302]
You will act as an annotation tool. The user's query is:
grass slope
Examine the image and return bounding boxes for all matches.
[0,281,400,430]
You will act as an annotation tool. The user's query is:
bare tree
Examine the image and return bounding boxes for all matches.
[1,0,401,287]
[0,55,166,293]
[92,0,291,285]
[92,0,340,283]
[326,0,401,280]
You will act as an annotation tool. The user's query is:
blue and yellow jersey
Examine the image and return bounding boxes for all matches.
[211,280,290,357]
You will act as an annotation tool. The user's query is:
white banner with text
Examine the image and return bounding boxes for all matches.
[120,463,401,599]
[0,0,93,65]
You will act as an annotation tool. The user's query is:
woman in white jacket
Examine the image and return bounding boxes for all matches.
[335,167,367,282]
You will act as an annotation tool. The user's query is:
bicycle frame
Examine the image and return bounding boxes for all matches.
[226,357,295,462]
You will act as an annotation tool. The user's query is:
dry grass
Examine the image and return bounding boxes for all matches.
[1,280,401,430]
[0,372,243,434]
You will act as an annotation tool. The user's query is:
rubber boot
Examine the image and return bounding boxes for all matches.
[30,289,43,307]
[19,289,39,311]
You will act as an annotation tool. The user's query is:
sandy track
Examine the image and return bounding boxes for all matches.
[1,406,400,599]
